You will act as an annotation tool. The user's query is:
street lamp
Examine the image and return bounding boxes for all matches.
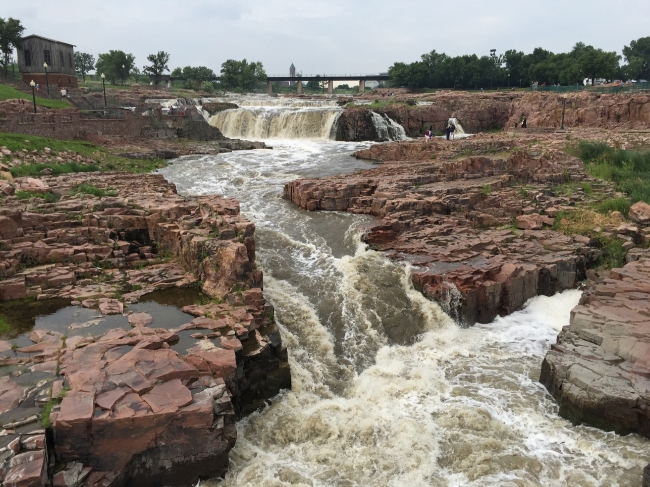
[508,73,510,88]
[122,64,126,86]
[101,73,107,110]
[560,94,567,131]
[43,62,50,99]
[29,80,37,114]
[490,49,496,90]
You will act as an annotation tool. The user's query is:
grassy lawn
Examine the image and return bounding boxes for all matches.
[569,141,650,205]
[0,83,71,109]
[0,132,167,176]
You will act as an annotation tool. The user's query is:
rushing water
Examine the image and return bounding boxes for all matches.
[158,141,650,486]
[156,97,650,486]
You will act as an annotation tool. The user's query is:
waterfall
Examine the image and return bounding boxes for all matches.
[209,107,343,140]
[448,117,466,135]
[370,111,408,141]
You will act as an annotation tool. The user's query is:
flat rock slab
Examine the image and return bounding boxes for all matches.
[0,377,24,414]
[541,252,650,436]
[128,312,153,327]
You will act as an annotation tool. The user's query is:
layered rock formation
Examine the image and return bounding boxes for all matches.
[507,91,650,130]
[0,172,290,486]
[541,252,650,436]
[336,91,650,140]
[284,133,645,324]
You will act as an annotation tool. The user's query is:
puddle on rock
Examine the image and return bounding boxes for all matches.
[0,287,214,357]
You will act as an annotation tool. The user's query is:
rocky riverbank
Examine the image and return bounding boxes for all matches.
[541,249,650,436]
[284,131,649,324]
[334,90,650,140]
[0,171,290,486]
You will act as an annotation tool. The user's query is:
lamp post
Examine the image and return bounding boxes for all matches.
[43,62,50,99]
[560,94,567,131]
[122,65,126,86]
[508,73,510,88]
[29,80,37,114]
[101,73,107,110]
[490,49,496,90]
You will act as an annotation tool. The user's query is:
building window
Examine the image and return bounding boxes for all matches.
[24,49,31,66]
[44,50,51,65]
[59,51,65,67]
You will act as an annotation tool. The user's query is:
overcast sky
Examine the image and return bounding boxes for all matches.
[5,0,649,75]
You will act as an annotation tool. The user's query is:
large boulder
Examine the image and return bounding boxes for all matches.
[630,201,650,225]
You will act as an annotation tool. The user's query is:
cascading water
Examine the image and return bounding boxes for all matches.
[209,107,343,140]
[371,110,408,140]
[156,98,650,486]
[448,117,468,136]
[198,95,406,141]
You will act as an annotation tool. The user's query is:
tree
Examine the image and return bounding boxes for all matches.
[95,50,136,85]
[143,51,170,85]
[172,65,216,90]
[74,52,95,82]
[623,37,650,80]
[306,75,320,91]
[0,17,25,77]
[579,46,620,85]
[220,59,266,91]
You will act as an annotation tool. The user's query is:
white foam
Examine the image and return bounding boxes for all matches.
[158,141,650,487]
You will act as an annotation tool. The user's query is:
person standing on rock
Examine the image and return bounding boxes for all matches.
[522,117,527,128]
[424,129,430,142]
[450,122,456,140]
[445,124,451,140]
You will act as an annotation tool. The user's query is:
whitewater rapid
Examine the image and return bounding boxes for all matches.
[157,112,650,486]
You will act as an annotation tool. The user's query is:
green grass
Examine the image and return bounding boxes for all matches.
[0,83,71,109]
[0,133,167,175]
[0,316,10,335]
[570,141,650,204]
[596,197,631,217]
[11,162,99,178]
[16,190,60,203]
[481,184,492,196]
[593,235,626,269]
[581,182,594,195]
[73,183,117,198]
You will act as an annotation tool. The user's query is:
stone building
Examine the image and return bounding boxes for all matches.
[17,35,78,88]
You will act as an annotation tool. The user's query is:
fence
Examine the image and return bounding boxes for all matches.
[531,82,650,94]
[68,93,133,120]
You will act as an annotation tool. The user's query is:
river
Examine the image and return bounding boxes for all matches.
[156,101,650,486]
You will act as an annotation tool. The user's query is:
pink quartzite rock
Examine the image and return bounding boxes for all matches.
[98,299,123,315]
[541,253,650,438]
[127,312,153,327]
[0,376,24,414]
[630,201,650,225]
[4,450,47,487]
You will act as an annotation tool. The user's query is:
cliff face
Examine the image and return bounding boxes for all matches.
[507,91,650,130]
[335,108,380,141]
[335,91,650,141]
[541,253,650,437]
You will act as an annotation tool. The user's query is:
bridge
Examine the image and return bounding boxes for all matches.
[168,73,389,94]
[264,74,389,94]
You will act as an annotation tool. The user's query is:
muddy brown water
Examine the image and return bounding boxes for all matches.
[155,128,650,487]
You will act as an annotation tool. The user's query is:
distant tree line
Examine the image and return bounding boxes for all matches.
[389,37,650,89]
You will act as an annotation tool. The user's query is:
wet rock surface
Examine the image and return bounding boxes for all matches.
[541,252,650,436]
[0,171,290,486]
[285,132,632,324]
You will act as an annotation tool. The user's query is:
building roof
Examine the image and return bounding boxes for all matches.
[290,63,295,68]
[21,35,76,47]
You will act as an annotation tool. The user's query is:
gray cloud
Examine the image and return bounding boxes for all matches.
[4,0,649,75]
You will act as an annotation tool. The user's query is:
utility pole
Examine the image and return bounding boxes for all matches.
[490,49,496,90]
